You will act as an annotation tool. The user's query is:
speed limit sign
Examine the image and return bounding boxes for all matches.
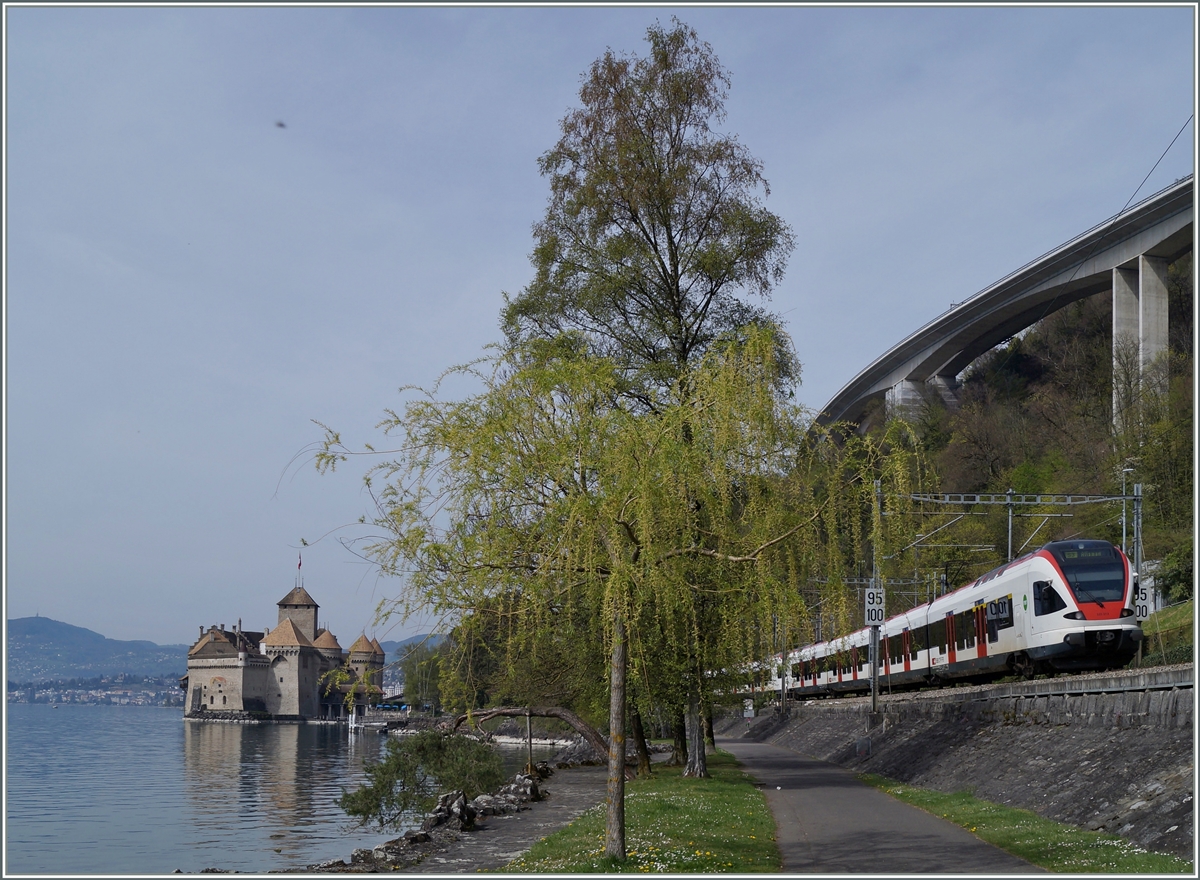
[1134,577,1150,621]
[865,586,885,626]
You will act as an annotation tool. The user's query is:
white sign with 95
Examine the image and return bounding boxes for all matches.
[865,587,885,626]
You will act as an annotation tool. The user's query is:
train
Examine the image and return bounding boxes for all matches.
[761,539,1144,698]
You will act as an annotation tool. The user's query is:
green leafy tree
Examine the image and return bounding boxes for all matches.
[502,18,796,409]
[338,730,505,830]
[499,18,796,813]
[317,327,834,858]
[400,640,443,713]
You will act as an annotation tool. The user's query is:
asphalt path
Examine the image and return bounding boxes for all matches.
[718,737,1045,874]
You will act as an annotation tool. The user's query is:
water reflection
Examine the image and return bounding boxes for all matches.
[8,706,565,875]
[182,721,389,871]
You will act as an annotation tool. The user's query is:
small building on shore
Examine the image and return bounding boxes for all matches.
[181,585,385,721]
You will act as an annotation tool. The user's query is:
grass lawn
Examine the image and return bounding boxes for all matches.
[1135,598,1194,667]
[860,774,1193,873]
[500,751,780,873]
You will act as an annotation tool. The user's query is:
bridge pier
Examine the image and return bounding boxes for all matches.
[885,376,961,423]
[1113,254,1169,431]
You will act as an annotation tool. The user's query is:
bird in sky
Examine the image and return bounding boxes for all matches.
[275,121,286,128]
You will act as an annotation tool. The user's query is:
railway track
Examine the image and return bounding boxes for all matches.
[888,663,1193,704]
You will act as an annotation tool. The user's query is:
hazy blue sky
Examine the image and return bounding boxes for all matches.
[5,5,1195,646]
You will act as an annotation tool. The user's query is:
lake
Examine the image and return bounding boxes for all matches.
[4,703,558,874]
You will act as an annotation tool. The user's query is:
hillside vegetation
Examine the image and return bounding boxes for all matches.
[6,616,190,682]
[903,252,1192,597]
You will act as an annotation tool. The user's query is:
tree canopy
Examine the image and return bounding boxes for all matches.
[502,19,796,407]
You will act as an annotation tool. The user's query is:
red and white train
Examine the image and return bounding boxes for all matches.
[765,539,1143,697]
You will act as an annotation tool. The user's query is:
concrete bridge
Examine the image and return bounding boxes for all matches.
[816,175,1193,429]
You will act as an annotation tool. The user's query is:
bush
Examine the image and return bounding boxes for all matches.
[1158,537,1194,602]
[338,730,505,830]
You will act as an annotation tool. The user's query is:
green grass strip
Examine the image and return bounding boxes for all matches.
[859,774,1193,873]
[1143,599,1193,635]
[501,751,780,873]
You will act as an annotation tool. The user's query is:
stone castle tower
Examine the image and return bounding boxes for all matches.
[276,586,319,642]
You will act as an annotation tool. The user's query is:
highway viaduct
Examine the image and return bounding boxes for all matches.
[816,174,1193,430]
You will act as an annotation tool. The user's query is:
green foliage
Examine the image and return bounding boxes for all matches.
[501,19,796,406]
[860,775,1192,873]
[338,731,505,831]
[1157,537,1194,602]
[400,640,444,711]
[502,751,780,873]
[899,252,1193,584]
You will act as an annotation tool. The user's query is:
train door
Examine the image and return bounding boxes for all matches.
[901,629,912,672]
[1012,575,1029,648]
[946,613,957,664]
[974,605,988,658]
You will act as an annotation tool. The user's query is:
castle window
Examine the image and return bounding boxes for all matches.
[210,696,214,704]
[222,696,227,705]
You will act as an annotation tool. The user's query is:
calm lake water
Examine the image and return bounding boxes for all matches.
[4,703,557,875]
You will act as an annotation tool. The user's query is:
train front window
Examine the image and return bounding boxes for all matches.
[1046,541,1127,604]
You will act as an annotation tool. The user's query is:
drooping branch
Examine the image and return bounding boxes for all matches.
[655,503,825,565]
[448,705,636,780]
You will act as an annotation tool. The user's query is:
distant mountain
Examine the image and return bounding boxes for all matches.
[379,633,443,664]
[6,617,190,683]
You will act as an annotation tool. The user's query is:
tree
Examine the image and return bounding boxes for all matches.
[500,17,796,804]
[502,18,796,409]
[338,730,505,830]
[316,327,828,859]
[400,640,443,713]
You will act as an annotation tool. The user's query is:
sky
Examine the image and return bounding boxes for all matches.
[4,4,1196,647]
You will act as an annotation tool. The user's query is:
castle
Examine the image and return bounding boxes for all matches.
[182,585,385,720]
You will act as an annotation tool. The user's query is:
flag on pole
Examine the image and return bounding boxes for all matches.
[298,553,302,570]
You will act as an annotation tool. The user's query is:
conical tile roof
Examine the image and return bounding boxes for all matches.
[262,618,313,647]
[313,629,342,650]
[347,634,374,655]
[370,637,385,657]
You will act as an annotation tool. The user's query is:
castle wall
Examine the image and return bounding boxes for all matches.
[187,655,273,714]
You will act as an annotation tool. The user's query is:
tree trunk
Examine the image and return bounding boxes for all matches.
[630,706,652,778]
[682,694,709,778]
[669,711,687,766]
[605,612,627,859]
[703,703,716,755]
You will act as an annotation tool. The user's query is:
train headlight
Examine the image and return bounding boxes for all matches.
[1063,611,1086,620]
[1119,608,1134,617]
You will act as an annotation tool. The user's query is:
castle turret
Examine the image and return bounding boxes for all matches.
[276,586,319,642]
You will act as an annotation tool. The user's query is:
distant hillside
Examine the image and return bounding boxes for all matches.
[380,633,443,665]
[6,617,190,683]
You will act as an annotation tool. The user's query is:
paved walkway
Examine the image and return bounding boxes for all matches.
[718,737,1044,874]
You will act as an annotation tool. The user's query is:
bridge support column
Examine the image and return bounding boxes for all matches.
[885,380,923,422]
[1112,255,1169,430]
[925,375,961,411]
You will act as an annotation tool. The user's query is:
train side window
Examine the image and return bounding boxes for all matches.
[928,617,947,652]
[957,610,975,648]
[1034,581,1067,616]
[909,628,923,660]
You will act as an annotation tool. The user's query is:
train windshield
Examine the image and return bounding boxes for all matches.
[1045,541,1127,604]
